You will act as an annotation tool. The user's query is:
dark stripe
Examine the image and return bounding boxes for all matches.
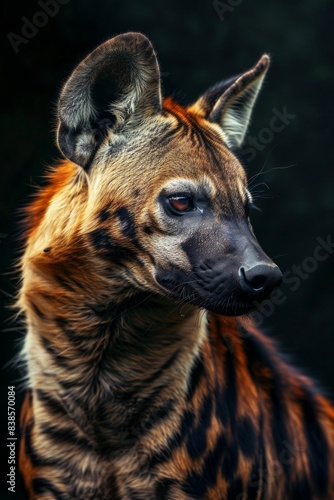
[145,213,167,237]
[143,225,153,235]
[204,137,228,182]
[300,389,329,497]
[155,478,178,499]
[131,398,176,438]
[183,433,225,497]
[236,416,256,458]
[88,228,140,265]
[246,460,262,500]
[182,469,207,498]
[54,274,76,292]
[98,204,112,222]
[156,117,185,147]
[164,108,190,133]
[204,138,241,219]
[115,206,137,239]
[58,378,79,392]
[32,478,65,499]
[31,301,46,320]
[146,350,180,382]
[246,411,268,500]
[186,352,205,401]
[41,336,74,369]
[40,422,92,451]
[111,207,150,262]
[107,473,121,500]
[36,390,67,416]
[89,302,114,320]
[149,409,195,469]
[124,489,143,500]
[258,412,268,500]
[221,440,239,480]
[118,350,180,401]
[186,394,213,458]
[24,419,57,467]
[189,120,204,148]
[95,392,167,452]
[216,333,237,430]
[227,476,244,500]
[89,227,115,249]
[124,383,171,433]
[291,477,312,500]
[179,408,196,437]
[223,345,237,432]
[245,333,291,483]
[202,433,226,485]
[61,325,93,346]
[53,272,83,293]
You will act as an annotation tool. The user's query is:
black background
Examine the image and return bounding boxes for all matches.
[1,1,333,498]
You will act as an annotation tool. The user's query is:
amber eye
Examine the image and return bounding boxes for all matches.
[168,195,195,214]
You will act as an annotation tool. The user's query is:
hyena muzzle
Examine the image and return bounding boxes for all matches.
[18,32,334,500]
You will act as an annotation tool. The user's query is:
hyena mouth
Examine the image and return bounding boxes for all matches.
[156,273,262,316]
[156,265,281,316]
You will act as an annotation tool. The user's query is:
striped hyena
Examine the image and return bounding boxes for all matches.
[18,32,334,499]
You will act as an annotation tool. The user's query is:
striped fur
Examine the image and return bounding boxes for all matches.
[18,33,334,499]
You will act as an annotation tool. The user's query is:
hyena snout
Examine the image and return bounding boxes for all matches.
[157,226,283,315]
[236,233,282,299]
[238,262,283,298]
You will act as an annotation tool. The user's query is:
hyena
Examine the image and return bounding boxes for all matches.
[18,32,334,499]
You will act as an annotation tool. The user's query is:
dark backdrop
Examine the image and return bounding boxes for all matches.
[1,1,333,498]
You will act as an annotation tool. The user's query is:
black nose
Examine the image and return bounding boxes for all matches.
[238,264,282,297]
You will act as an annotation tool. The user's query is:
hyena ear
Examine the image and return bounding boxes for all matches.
[189,55,270,148]
[57,32,162,168]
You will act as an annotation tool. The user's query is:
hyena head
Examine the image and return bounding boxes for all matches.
[56,32,282,316]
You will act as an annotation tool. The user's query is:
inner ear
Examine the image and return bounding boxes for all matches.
[56,33,162,169]
[91,72,120,129]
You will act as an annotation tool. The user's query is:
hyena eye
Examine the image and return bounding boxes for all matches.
[167,195,195,214]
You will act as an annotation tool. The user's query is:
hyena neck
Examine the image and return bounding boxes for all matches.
[24,284,207,436]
